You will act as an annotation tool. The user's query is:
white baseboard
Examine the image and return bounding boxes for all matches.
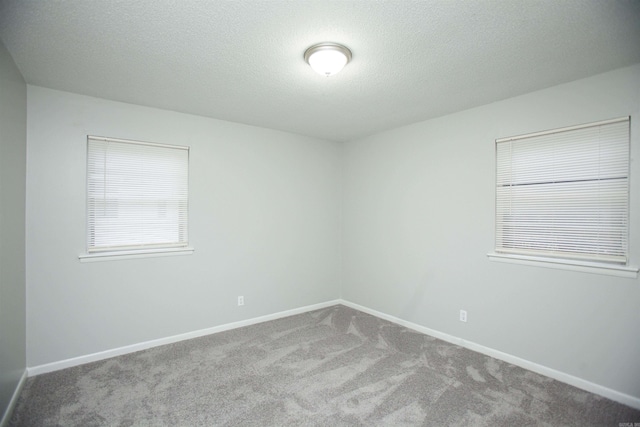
[27,299,341,377]
[26,298,640,411]
[0,369,27,427]
[338,299,640,411]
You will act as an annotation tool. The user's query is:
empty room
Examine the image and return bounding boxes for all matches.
[1,0,640,425]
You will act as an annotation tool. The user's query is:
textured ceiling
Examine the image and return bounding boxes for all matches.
[1,0,639,142]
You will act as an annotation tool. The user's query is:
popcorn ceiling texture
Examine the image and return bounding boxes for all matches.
[8,306,640,426]
[0,0,639,142]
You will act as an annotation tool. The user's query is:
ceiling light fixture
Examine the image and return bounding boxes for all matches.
[304,43,352,77]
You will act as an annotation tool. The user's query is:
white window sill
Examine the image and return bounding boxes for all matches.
[487,252,638,278]
[79,247,194,263]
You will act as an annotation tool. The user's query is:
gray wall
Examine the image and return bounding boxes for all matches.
[26,86,342,367]
[342,64,640,399]
[22,63,640,402]
[342,65,640,397]
[0,40,27,417]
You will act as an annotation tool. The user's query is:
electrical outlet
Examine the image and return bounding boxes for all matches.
[238,296,244,306]
[459,310,467,322]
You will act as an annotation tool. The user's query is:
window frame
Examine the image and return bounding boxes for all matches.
[79,135,193,262]
[488,117,638,278]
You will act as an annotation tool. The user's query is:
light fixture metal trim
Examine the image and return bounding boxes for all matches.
[304,42,352,64]
[304,42,352,76]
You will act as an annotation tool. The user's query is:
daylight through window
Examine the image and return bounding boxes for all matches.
[495,117,630,264]
[87,136,189,253]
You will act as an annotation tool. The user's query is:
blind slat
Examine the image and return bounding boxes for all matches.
[494,117,629,264]
[87,136,189,252]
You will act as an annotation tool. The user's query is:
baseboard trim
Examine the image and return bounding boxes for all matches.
[25,298,640,410]
[27,299,341,377]
[0,369,27,427]
[338,299,640,411]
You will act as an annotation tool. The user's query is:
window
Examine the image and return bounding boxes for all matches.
[83,136,190,259]
[493,117,630,266]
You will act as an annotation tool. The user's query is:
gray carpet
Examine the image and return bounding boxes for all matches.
[8,305,640,426]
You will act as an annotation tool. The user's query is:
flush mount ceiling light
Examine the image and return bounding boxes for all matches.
[304,43,352,77]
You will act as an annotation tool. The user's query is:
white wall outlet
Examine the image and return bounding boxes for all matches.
[238,296,244,306]
[459,309,467,322]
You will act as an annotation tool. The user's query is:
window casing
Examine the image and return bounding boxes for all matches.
[86,136,189,254]
[494,117,630,265]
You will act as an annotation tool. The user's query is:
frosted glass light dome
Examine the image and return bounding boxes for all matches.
[304,43,352,77]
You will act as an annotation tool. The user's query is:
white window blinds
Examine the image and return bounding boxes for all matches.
[495,117,630,264]
[87,136,189,253]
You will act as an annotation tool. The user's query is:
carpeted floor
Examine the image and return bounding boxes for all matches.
[8,305,640,426]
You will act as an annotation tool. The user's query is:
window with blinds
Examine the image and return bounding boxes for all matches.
[87,136,189,253]
[495,117,630,264]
